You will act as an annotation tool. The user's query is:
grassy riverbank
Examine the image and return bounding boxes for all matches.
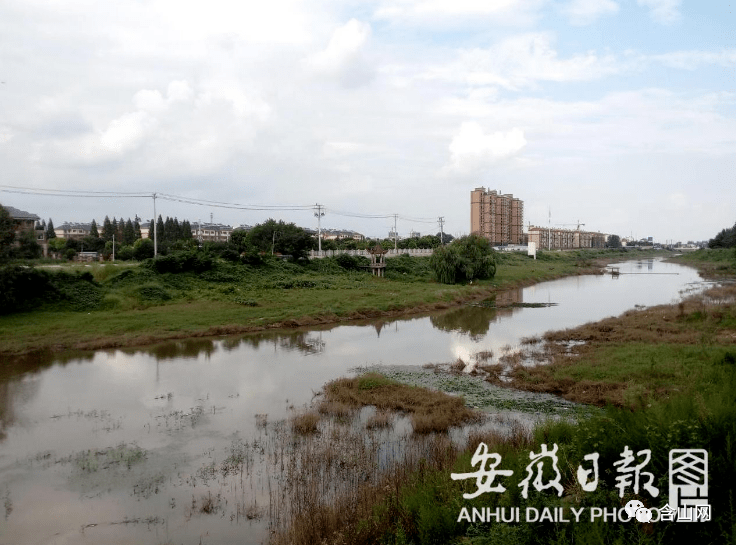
[0,249,644,356]
[272,250,736,545]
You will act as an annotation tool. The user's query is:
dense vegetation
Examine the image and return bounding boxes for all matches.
[708,220,736,248]
[275,258,736,545]
[430,234,497,284]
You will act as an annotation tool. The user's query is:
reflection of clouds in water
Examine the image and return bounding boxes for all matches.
[0,378,41,441]
[451,337,474,364]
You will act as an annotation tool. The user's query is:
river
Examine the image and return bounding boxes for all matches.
[0,258,707,544]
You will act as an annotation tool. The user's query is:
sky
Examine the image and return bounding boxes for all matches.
[0,0,734,242]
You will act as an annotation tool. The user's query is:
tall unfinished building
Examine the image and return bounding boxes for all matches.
[470,187,524,245]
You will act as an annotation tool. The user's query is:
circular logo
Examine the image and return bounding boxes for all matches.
[635,507,653,523]
[625,499,644,518]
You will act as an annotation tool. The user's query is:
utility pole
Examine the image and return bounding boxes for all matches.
[112,234,115,262]
[152,193,158,257]
[438,216,445,245]
[547,207,551,251]
[393,214,398,251]
[314,204,325,253]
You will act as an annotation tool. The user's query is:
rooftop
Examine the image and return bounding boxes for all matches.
[3,205,40,221]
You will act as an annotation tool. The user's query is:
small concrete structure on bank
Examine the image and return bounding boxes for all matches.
[367,244,388,277]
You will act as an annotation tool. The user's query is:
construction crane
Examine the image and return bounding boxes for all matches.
[556,221,585,230]
[555,221,586,249]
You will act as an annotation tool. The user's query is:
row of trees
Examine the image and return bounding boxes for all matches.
[708,222,736,249]
[1,205,464,264]
[146,216,193,244]
[319,232,455,252]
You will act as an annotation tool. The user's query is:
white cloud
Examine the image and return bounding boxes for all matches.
[637,0,681,25]
[43,80,269,170]
[0,127,12,144]
[322,141,366,158]
[97,111,156,155]
[668,192,687,210]
[562,0,619,26]
[651,50,736,70]
[447,122,527,173]
[423,33,622,90]
[374,0,546,26]
[307,19,374,87]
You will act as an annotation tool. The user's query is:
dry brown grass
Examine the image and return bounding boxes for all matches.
[466,421,533,453]
[186,492,223,518]
[498,349,523,366]
[365,410,392,429]
[544,283,736,347]
[291,411,320,434]
[318,400,355,418]
[322,373,482,434]
[485,346,631,407]
[450,357,466,373]
[485,283,736,406]
[478,362,505,381]
[272,431,459,545]
[520,335,542,345]
[474,349,494,362]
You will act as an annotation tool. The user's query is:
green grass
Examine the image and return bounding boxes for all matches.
[0,250,662,356]
[281,260,736,545]
[551,343,733,394]
[670,248,736,276]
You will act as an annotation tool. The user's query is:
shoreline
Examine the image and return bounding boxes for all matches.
[0,270,602,358]
[484,255,736,406]
[0,250,666,359]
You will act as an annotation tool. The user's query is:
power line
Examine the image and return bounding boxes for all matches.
[326,208,394,219]
[157,193,313,211]
[3,184,446,238]
[1,186,150,198]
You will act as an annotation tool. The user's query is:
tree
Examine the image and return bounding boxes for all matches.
[48,237,66,253]
[12,230,42,259]
[181,220,192,239]
[230,228,249,251]
[708,222,736,249]
[46,218,56,239]
[133,238,155,260]
[437,232,454,244]
[156,215,165,243]
[102,216,114,242]
[123,219,136,246]
[0,204,16,261]
[82,235,104,253]
[430,234,497,284]
[607,234,622,249]
[90,219,99,238]
[164,216,175,242]
[247,219,313,260]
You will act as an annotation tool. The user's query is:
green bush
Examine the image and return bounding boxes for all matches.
[0,266,104,313]
[146,251,214,274]
[133,238,155,260]
[116,245,134,261]
[334,253,369,271]
[0,266,53,313]
[430,235,496,284]
[137,284,172,302]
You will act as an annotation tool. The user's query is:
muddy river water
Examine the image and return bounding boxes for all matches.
[0,258,707,544]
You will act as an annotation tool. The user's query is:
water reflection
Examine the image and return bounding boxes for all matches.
[0,258,709,545]
[430,289,523,340]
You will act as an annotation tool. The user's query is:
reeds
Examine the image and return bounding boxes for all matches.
[319,372,482,434]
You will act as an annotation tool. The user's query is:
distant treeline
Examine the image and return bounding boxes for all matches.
[709,221,736,249]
